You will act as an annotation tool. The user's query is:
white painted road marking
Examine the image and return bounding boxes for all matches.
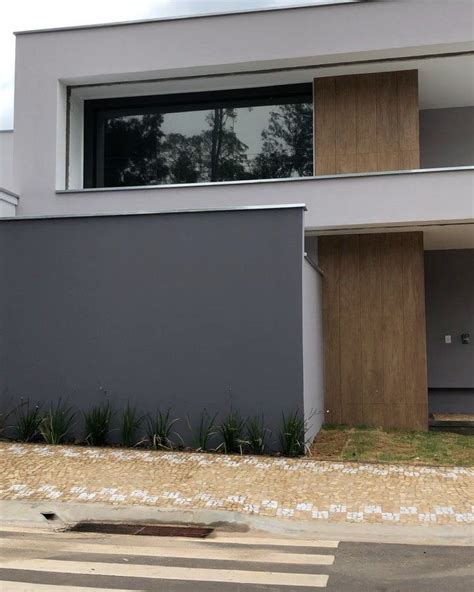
[0,538,335,565]
[0,529,338,589]
[0,583,144,592]
[1,559,330,588]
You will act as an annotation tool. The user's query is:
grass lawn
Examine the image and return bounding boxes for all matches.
[309,425,474,466]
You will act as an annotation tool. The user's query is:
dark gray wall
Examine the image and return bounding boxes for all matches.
[420,107,474,169]
[425,249,474,413]
[0,208,304,446]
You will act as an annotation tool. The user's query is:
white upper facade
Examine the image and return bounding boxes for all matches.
[6,0,474,235]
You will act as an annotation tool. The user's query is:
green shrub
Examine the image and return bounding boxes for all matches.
[146,409,178,449]
[246,415,268,455]
[14,400,42,442]
[279,410,306,457]
[189,410,218,452]
[40,400,76,445]
[120,403,142,447]
[218,408,246,454]
[83,402,113,446]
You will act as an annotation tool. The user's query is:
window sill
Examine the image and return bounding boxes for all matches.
[58,166,474,194]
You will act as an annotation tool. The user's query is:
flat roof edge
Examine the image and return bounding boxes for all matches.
[14,1,361,36]
[0,187,20,200]
[0,203,307,223]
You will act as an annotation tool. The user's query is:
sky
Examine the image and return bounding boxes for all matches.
[0,0,327,130]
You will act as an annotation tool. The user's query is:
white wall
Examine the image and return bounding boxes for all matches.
[0,190,18,217]
[51,168,474,231]
[303,257,325,444]
[12,0,474,217]
[0,131,14,190]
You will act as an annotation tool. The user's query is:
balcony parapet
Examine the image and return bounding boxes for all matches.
[0,187,19,217]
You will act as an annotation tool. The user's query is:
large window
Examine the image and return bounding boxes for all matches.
[83,84,313,188]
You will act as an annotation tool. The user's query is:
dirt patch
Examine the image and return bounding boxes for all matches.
[309,428,350,459]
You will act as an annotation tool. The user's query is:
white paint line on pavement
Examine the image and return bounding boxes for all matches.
[0,539,335,566]
[0,528,339,549]
[2,559,330,588]
[0,583,143,592]
[205,535,340,548]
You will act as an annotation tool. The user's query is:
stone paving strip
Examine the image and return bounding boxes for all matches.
[1,443,472,525]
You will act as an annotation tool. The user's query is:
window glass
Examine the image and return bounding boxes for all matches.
[93,92,313,187]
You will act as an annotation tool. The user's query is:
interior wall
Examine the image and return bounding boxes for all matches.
[425,249,474,414]
[420,107,474,169]
[318,232,428,430]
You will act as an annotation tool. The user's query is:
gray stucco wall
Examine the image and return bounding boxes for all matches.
[425,249,474,414]
[420,107,474,169]
[0,207,304,447]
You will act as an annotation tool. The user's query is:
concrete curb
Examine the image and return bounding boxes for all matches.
[1,499,473,546]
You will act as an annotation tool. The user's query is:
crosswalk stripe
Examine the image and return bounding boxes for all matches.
[0,538,335,565]
[0,530,340,549]
[198,535,339,548]
[1,558,330,587]
[0,583,143,592]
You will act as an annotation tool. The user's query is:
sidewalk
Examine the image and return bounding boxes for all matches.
[1,442,472,526]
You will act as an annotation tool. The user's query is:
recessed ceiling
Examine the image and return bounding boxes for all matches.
[72,54,474,111]
[311,223,474,250]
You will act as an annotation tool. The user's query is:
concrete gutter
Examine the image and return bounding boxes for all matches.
[2,500,473,547]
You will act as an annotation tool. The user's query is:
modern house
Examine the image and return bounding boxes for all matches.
[0,0,473,444]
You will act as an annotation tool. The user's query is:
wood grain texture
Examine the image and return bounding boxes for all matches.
[376,72,399,155]
[381,233,406,429]
[399,149,420,170]
[359,234,384,426]
[339,235,363,424]
[318,232,428,430]
[318,236,342,423]
[397,70,419,151]
[314,77,336,175]
[314,70,419,174]
[356,73,377,154]
[335,76,357,174]
[402,233,428,430]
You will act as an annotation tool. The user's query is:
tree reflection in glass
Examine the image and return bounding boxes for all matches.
[102,101,313,187]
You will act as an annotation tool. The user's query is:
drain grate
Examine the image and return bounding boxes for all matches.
[69,522,214,538]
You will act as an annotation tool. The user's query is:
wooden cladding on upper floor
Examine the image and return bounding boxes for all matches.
[314,70,420,175]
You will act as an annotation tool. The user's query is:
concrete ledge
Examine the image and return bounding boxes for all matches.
[2,500,473,547]
[0,188,19,217]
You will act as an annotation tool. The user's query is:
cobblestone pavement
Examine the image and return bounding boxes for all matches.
[1,442,473,525]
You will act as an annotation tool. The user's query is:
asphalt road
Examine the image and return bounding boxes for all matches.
[0,527,472,591]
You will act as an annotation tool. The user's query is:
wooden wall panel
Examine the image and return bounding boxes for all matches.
[314,77,336,175]
[339,235,363,424]
[319,236,342,423]
[335,76,357,174]
[402,233,428,430]
[381,234,407,428]
[314,71,419,175]
[397,70,420,169]
[318,232,428,430]
[359,234,384,426]
[356,74,378,173]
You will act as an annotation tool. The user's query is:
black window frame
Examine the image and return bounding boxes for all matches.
[83,83,313,188]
